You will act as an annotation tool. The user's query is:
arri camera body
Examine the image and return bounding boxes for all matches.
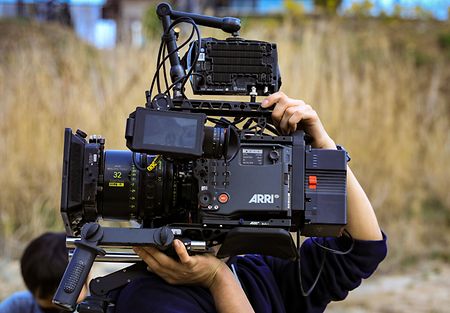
[53,3,348,312]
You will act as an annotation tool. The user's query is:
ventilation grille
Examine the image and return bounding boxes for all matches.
[305,169,346,194]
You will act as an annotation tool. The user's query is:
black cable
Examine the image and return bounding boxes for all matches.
[296,230,327,297]
[297,250,327,297]
[148,18,198,101]
[162,40,169,93]
[242,118,255,129]
[157,42,165,94]
[296,229,355,297]
[149,40,166,101]
[264,124,280,136]
[310,229,354,255]
[152,17,200,98]
[160,17,201,97]
[132,152,147,172]
[207,117,232,126]
[232,117,246,125]
[163,25,195,96]
[179,25,201,97]
[152,22,199,100]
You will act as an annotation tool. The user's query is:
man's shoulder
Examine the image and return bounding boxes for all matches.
[0,291,40,313]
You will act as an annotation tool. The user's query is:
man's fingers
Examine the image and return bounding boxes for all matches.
[271,100,295,127]
[278,103,317,134]
[287,112,301,133]
[134,247,163,272]
[280,106,301,134]
[142,246,180,269]
[173,240,191,265]
[262,93,308,129]
[136,246,182,273]
[279,103,308,134]
[261,91,286,108]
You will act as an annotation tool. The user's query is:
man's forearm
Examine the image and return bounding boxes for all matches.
[345,166,383,240]
[320,139,382,241]
[210,265,255,313]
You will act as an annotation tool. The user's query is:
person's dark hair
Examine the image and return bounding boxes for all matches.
[20,232,68,299]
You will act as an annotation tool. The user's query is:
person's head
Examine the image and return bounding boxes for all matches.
[20,232,88,310]
[21,232,68,301]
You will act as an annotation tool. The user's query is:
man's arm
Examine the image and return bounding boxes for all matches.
[261,92,387,312]
[316,140,382,240]
[261,91,383,240]
[133,92,384,313]
[134,240,255,313]
[345,166,383,240]
[209,264,255,313]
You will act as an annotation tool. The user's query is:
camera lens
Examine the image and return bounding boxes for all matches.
[99,151,196,226]
[203,126,226,158]
[101,151,142,220]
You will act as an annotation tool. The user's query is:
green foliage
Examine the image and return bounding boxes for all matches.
[413,50,433,66]
[392,4,404,18]
[422,197,450,227]
[413,5,434,20]
[284,0,305,19]
[438,32,450,49]
[345,0,373,18]
[143,1,162,39]
[284,0,305,23]
[313,0,343,14]
[438,32,450,58]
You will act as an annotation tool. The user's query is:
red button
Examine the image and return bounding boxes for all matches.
[309,175,317,189]
[218,193,229,203]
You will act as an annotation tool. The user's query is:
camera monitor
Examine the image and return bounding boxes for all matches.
[127,108,206,157]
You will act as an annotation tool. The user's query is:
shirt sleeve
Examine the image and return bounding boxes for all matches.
[264,232,387,313]
[0,291,39,313]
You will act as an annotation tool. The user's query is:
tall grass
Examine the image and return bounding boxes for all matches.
[279,21,450,268]
[0,19,448,269]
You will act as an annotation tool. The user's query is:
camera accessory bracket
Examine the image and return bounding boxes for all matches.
[53,223,174,311]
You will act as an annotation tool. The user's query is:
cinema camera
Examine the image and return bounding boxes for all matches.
[53,2,348,312]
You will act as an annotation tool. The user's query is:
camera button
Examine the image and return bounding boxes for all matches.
[308,175,317,190]
[218,193,229,204]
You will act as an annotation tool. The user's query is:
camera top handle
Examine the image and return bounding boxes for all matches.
[156,2,241,98]
[157,3,241,34]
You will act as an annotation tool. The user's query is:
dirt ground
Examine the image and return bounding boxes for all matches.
[327,261,450,313]
[1,258,449,312]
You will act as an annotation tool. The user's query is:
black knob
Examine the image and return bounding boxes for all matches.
[76,129,87,139]
[269,150,280,162]
[160,227,174,246]
[157,2,171,16]
[198,191,213,207]
[81,223,103,242]
[153,227,174,247]
[152,94,172,110]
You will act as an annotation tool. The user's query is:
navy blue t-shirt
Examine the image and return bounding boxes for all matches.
[116,233,387,313]
[0,291,42,313]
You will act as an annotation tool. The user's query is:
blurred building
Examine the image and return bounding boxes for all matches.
[0,0,72,25]
[102,0,149,46]
[100,0,238,46]
[100,0,313,46]
[1,0,448,48]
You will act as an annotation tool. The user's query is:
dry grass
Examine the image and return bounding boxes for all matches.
[0,18,449,269]
[0,20,156,257]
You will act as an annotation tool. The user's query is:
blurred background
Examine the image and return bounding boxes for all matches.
[0,0,449,312]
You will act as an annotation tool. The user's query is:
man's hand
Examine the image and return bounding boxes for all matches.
[133,240,223,289]
[263,91,382,240]
[135,241,255,313]
[261,91,336,149]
